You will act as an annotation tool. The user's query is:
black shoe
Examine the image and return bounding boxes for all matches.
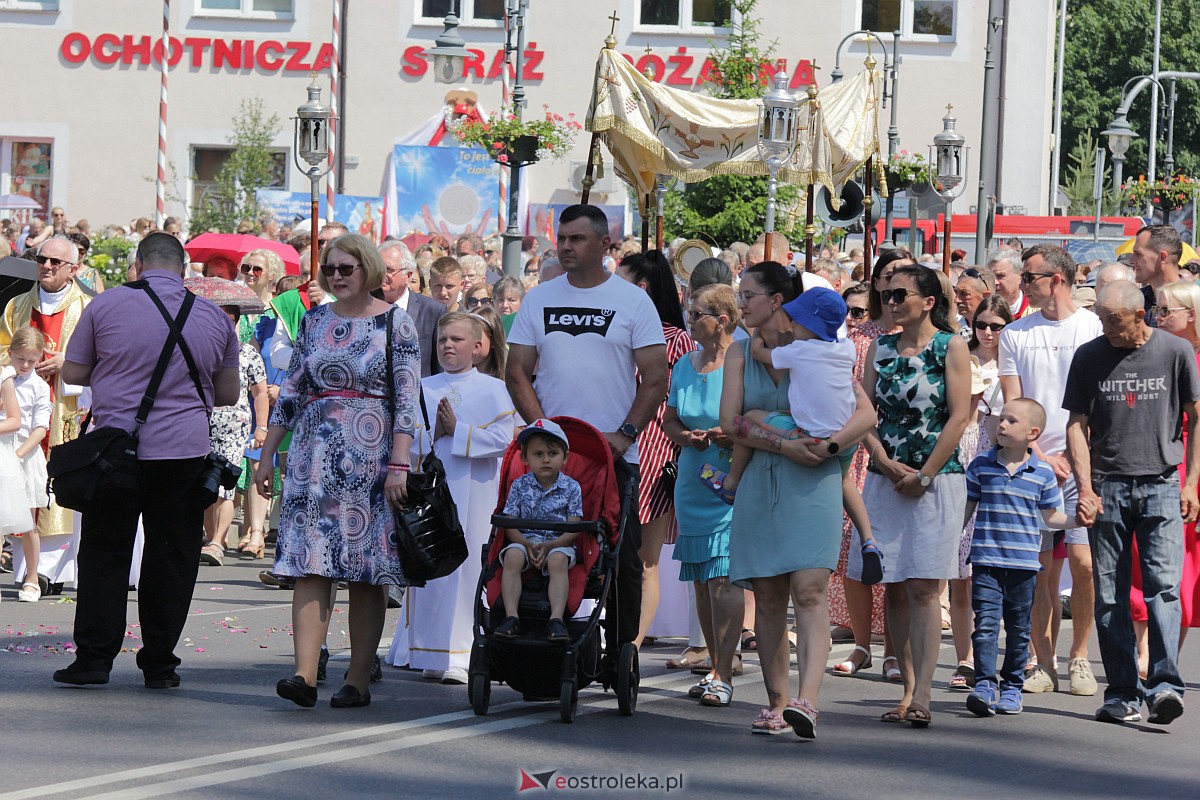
[387,586,404,609]
[343,654,384,683]
[547,618,569,642]
[47,582,63,596]
[53,663,109,686]
[259,572,295,590]
[276,675,317,708]
[493,616,520,639]
[330,684,371,708]
[1148,690,1184,725]
[860,540,884,586]
[317,646,329,683]
[144,671,181,689]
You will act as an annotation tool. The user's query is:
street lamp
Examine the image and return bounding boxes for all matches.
[757,63,800,262]
[293,75,334,283]
[928,104,969,275]
[425,4,471,84]
[1102,110,1138,199]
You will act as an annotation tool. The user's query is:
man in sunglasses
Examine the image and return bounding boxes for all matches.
[954,266,996,339]
[998,244,1103,699]
[0,235,93,572]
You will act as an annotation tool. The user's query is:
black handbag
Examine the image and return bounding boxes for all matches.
[383,308,468,586]
[47,288,198,513]
[660,460,678,495]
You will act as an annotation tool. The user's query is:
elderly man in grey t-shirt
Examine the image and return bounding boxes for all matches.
[1064,281,1200,727]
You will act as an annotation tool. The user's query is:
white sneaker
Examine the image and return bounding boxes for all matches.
[421,669,444,681]
[1069,658,1098,696]
[441,666,468,685]
[17,583,41,603]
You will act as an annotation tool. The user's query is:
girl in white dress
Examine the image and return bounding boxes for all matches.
[4,331,51,599]
[386,312,519,683]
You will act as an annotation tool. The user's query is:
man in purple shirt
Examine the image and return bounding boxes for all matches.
[53,232,239,689]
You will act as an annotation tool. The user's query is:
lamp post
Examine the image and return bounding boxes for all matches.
[757,63,801,263]
[928,104,969,275]
[499,0,530,279]
[424,3,471,84]
[1101,110,1137,200]
[831,30,900,244]
[292,75,334,284]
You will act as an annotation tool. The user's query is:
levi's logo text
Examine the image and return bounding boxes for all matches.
[545,307,615,337]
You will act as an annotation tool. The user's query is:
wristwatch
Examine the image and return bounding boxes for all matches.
[618,422,640,440]
[917,471,932,488]
[825,440,840,456]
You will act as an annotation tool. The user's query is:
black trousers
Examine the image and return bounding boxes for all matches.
[612,459,642,646]
[72,457,207,676]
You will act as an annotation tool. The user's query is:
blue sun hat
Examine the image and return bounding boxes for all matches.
[781,287,846,342]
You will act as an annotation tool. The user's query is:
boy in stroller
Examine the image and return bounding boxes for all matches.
[493,419,583,642]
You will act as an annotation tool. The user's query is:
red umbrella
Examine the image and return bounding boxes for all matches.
[400,232,434,252]
[184,233,301,276]
[183,277,266,314]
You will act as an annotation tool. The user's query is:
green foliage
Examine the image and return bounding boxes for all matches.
[1063,0,1200,184]
[86,235,134,287]
[188,97,282,234]
[1060,131,1120,215]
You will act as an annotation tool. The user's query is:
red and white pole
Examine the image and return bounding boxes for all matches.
[327,0,339,216]
[155,0,170,228]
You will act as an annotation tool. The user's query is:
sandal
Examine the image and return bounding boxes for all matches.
[906,703,933,728]
[665,648,709,670]
[740,628,757,651]
[949,662,975,691]
[750,707,789,735]
[241,528,266,560]
[832,645,873,677]
[235,530,253,553]
[688,672,715,699]
[700,679,733,707]
[860,539,885,585]
[698,463,736,505]
[880,703,909,723]
[691,653,742,676]
[782,697,819,739]
[882,655,903,683]
[199,542,224,566]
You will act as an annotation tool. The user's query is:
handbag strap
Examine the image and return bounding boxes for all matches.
[384,307,431,431]
[135,282,207,411]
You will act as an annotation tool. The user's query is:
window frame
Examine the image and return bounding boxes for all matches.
[413,0,505,29]
[859,0,957,44]
[0,0,59,10]
[633,0,737,35]
[193,0,295,22]
[1,136,55,220]
[189,144,289,217]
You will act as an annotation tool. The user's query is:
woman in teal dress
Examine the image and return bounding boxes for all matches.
[663,284,743,707]
[721,261,876,738]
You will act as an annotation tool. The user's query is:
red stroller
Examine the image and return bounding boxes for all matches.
[468,417,638,723]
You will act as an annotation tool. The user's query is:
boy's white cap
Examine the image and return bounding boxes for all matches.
[517,419,569,451]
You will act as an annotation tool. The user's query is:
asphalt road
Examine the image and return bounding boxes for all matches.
[2,553,1198,800]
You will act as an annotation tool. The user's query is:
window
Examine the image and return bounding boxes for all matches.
[418,0,504,24]
[0,0,58,9]
[861,0,955,40]
[638,0,732,30]
[191,147,287,214]
[196,0,293,19]
[1,139,54,220]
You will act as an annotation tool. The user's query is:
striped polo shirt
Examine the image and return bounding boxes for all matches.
[965,447,1063,571]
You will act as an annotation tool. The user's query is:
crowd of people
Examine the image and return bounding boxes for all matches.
[4,204,1195,737]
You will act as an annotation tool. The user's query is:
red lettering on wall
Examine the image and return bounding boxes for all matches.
[284,41,311,71]
[401,45,426,78]
[94,33,121,65]
[311,43,333,71]
[485,49,508,80]
[666,47,694,86]
[60,32,90,64]
[463,48,485,79]
[636,53,665,80]
[213,38,241,69]
[184,37,211,68]
[256,40,284,71]
[122,35,151,66]
[522,42,543,80]
[243,40,254,67]
[696,57,716,85]
[152,37,184,67]
[790,59,814,87]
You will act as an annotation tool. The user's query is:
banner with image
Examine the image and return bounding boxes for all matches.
[390,145,500,239]
[256,190,385,243]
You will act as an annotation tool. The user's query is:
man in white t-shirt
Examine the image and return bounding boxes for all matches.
[507,204,668,648]
[998,244,1103,697]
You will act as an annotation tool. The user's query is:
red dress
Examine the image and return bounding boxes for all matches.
[1130,348,1200,627]
[636,324,697,541]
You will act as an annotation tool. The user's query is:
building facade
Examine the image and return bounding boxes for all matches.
[1,0,1055,234]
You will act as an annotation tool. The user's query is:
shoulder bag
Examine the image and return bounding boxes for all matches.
[47,286,197,513]
[384,308,468,586]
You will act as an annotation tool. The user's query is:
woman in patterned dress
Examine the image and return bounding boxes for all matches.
[616,251,696,647]
[255,234,421,709]
[856,265,972,727]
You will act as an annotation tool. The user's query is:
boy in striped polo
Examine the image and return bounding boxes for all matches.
[963,398,1073,716]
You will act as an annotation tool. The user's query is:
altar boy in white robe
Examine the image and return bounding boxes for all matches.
[387,312,518,683]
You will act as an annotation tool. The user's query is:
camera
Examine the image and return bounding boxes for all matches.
[198,452,241,505]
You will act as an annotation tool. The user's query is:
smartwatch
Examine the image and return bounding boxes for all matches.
[825,440,840,456]
[917,471,932,488]
[618,422,640,440]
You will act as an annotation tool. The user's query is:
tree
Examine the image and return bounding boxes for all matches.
[188,97,283,234]
[661,0,800,246]
[1062,0,1200,191]
[1060,130,1119,215]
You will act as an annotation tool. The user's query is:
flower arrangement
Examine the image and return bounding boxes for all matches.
[1123,174,1200,210]
[86,235,134,287]
[453,104,582,164]
[884,150,929,191]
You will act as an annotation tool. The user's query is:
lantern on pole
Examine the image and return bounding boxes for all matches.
[928,104,969,274]
[757,63,801,256]
[293,76,334,282]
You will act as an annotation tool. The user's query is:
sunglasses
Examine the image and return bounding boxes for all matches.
[847,307,869,319]
[688,309,720,321]
[34,254,73,268]
[1020,271,1056,284]
[973,320,1006,332]
[240,264,264,276]
[881,288,917,305]
[1153,305,1188,318]
[319,263,360,277]
[466,296,493,309]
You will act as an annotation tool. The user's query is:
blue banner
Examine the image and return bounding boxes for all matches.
[391,145,499,238]
[256,190,385,243]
